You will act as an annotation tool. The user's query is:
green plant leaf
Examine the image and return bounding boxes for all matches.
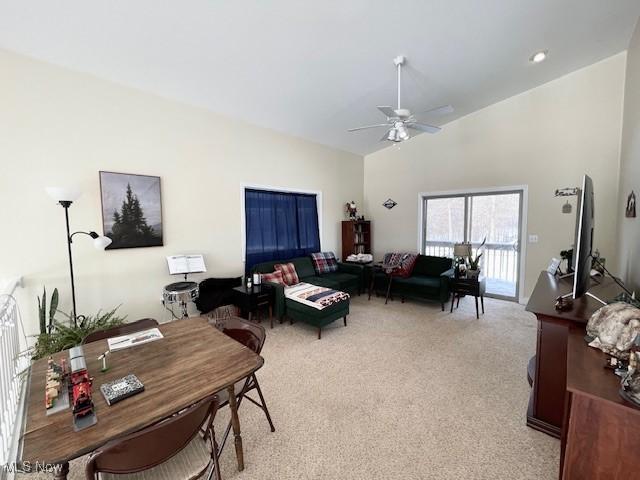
[49,288,59,329]
[38,295,45,334]
[41,287,47,334]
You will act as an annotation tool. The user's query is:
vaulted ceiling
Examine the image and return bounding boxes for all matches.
[1,1,639,155]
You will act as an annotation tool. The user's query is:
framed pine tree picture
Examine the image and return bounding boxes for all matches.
[99,171,163,249]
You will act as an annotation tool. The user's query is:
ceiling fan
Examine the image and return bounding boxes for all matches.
[348,56,453,143]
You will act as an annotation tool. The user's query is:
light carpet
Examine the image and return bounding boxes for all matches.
[21,295,559,480]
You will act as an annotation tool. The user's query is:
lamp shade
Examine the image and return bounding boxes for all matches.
[46,186,81,203]
[93,235,112,250]
[453,243,472,257]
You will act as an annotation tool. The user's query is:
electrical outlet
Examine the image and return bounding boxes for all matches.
[528,234,539,244]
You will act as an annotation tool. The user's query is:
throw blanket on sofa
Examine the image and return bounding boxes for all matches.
[284,282,350,310]
[382,252,418,277]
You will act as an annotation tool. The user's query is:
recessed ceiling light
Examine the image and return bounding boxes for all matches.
[530,50,548,63]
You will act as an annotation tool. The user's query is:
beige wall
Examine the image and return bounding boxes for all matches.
[364,53,626,299]
[618,20,640,292]
[0,49,363,334]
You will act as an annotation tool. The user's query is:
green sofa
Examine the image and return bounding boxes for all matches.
[252,256,363,321]
[372,255,453,310]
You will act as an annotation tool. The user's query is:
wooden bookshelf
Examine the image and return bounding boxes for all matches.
[341,220,371,260]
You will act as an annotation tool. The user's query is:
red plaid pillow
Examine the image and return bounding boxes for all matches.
[260,270,285,285]
[274,262,300,286]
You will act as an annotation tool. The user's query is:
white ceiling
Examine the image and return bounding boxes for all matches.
[1,1,639,156]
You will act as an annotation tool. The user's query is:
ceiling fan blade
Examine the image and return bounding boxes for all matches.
[380,128,393,141]
[347,123,391,132]
[419,104,454,116]
[377,106,398,118]
[407,123,441,134]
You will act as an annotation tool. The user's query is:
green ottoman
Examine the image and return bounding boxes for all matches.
[285,297,349,339]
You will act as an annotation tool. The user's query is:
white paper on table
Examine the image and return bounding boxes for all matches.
[107,328,164,352]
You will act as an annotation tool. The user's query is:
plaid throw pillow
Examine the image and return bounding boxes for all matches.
[260,270,285,285]
[274,262,300,286]
[310,252,339,275]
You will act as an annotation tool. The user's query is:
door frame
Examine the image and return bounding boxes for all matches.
[417,185,528,303]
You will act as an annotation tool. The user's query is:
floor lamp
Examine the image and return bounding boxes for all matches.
[46,187,112,327]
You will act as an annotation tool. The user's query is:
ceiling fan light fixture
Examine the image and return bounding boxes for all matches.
[396,125,409,141]
[530,50,548,63]
[387,129,398,142]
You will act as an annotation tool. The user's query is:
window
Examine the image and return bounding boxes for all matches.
[421,189,524,300]
[244,188,320,271]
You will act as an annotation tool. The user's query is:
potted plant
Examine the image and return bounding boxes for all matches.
[467,237,486,278]
[37,287,58,334]
[32,290,127,360]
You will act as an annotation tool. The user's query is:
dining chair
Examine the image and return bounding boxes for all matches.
[216,316,275,453]
[82,318,159,344]
[85,394,222,480]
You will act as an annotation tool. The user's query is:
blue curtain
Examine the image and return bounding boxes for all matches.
[245,189,320,271]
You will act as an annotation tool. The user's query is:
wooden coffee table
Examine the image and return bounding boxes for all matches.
[20,317,263,479]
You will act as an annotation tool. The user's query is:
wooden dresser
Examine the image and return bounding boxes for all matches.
[561,329,640,479]
[526,271,640,479]
[525,272,623,438]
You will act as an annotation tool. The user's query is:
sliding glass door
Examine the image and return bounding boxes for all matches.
[422,189,523,301]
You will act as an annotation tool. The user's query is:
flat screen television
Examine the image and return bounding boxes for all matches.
[572,174,594,299]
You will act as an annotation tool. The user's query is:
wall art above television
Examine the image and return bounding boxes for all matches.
[99,171,163,249]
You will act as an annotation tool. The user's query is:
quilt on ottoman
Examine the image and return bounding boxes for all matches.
[284,282,350,310]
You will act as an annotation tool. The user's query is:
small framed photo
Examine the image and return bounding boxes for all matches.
[547,257,561,275]
[99,171,163,249]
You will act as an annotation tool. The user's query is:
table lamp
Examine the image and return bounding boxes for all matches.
[453,243,472,278]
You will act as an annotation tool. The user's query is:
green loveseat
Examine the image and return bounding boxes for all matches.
[372,255,453,310]
[252,256,363,321]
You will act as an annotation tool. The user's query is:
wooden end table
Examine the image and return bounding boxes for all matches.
[343,260,372,295]
[450,275,486,319]
[233,284,274,327]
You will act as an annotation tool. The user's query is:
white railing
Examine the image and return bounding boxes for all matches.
[424,241,519,284]
[0,278,28,480]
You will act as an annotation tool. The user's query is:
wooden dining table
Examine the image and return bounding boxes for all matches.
[19,316,264,479]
